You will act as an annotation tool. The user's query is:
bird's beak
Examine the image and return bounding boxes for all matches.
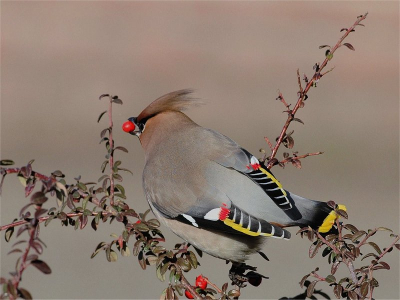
[122,117,142,136]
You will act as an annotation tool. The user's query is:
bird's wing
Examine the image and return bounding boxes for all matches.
[203,129,303,220]
[143,156,291,240]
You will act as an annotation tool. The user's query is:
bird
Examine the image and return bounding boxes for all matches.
[122,89,346,263]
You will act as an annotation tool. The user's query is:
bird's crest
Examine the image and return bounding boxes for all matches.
[137,89,201,123]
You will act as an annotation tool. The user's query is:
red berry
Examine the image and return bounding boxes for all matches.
[185,290,194,299]
[135,220,141,224]
[195,275,208,289]
[122,121,135,133]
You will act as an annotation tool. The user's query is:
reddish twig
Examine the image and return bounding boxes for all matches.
[315,231,341,256]
[267,13,368,169]
[1,168,54,183]
[175,268,201,300]
[276,90,290,110]
[309,271,327,282]
[0,211,108,231]
[205,277,223,294]
[297,69,303,95]
[12,223,37,295]
[108,97,115,207]
[264,137,274,151]
[279,151,323,166]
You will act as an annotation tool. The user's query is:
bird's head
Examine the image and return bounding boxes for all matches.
[121,89,201,138]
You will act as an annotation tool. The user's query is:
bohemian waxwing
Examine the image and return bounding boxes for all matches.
[123,89,345,263]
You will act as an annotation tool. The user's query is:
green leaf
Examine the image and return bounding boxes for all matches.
[106,249,118,262]
[5,227,14,242]
[101,161,109,173]
[31,191,48,205]
[325,275,336,283]
[97,110,108,123]
[115,184,125,195]
[333,284,343,299]
[146,255,158,266]
[309,240,323,258]
[121,246,130,257]
[368,242,382,255]
[343,43,355,51]
[91,242,106,259]
[114,146,128,153]
[176,257,191,272]
[19,287,33,300]
[187,251,198,269]
[118,168,133,175]
[376,227,393,233]
[0,159,14,166]
[138,250,146,269]
[351,230,366,242]
[45,215,56,227]
[160,262,170,278]
[18,175,27,187]
[361,252,378,261]
[31,259,52,274]
[360,281,369,297]
[77,182,87,192]
[228,289,241,298]
[169,267,176,284]
[7,282,17,298]
[156,264,165,281]
[322,247,332,257]
[379,261,390,270]
[147,219,161,229]
[99,94,109,100]
[112,174,123,182]
[112,98,123,105]
[299,274,310,288]
[306,280,318,298]
[344,224,358,233]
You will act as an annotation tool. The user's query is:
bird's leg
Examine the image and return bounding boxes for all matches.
[229,262,268,288]
[229,263,254,288]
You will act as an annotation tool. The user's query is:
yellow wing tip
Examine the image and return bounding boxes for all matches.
[318,204,347,233]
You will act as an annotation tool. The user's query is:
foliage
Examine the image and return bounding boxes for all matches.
[0,12,398,300]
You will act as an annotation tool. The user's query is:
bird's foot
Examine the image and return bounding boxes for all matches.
[229,263,268,288]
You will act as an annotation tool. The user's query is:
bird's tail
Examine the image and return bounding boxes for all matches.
[285,191,346,233]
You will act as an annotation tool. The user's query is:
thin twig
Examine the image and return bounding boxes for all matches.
[176,267,202,300]
[108,97,115,207]
[315,231,341,255]
[297,69,303,95]
[0,211,109,231]
[205,277,223,294]
[12,223,37,294]
[1,168,55,183]
[279,152,323,166]
[267,13,368,169]
[264,137,274,151]
[321,66,335,77]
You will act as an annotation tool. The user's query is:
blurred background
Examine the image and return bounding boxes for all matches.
[1,1,398,299]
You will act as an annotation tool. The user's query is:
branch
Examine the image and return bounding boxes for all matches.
[267,13,368,169]
[0,211,109,231]
[12,223,37,295]
[108,96,115,207]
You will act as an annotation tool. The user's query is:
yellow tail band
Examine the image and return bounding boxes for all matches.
[318,204,347,233]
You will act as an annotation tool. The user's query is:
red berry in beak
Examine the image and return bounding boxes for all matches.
[122,121,135,133]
